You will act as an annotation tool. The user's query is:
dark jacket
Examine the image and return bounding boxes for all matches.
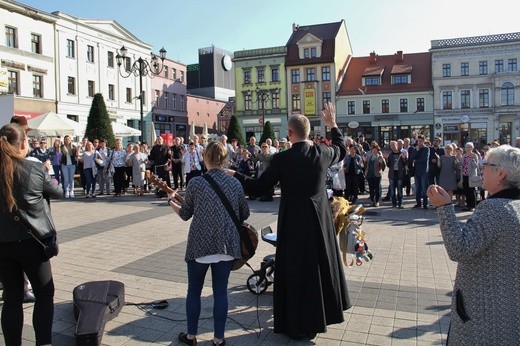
[235,128,350,336]
[387,150,408,180]
[60,144,78,165]
[343,154,364,175]
[410,145,430,175]
[0,159,63,243]
[149,144,170,166]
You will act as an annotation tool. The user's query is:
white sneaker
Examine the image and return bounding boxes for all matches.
[65,191,70,198]
[69,192,75,198]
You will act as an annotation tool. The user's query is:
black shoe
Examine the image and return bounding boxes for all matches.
[178,332,196,346]
[382,197,390,202]
[412,204,421,209]
[423,206,428,210]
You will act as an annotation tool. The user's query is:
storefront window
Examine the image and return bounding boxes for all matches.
[499,122,512,145]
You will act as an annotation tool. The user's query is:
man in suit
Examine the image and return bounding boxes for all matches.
[229,102,350,340]
[410,135,430,209]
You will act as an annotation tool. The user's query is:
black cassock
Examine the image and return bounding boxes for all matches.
[235,128,351,337]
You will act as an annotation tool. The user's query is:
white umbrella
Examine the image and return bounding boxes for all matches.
[111,122,141,137]
[189,120,195,140]
[56,114,85,137]
[27,111,78,137]
[149,121,157,144]
[203,122,209,137]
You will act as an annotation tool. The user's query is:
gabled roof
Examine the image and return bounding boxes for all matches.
[285,21,344,66]
[338,51,432,95]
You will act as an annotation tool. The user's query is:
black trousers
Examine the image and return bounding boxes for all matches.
[462,176,476,208]
[113,166,126,194]
[0,238,54,346]
[172,163,184,189]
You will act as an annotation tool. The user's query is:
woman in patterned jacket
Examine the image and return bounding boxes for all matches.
[427,145,520,345]
[168,141,250,346]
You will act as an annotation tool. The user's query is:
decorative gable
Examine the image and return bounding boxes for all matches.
[296,33,323,59]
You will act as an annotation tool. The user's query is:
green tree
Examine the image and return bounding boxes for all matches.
[259,121,275,145]
[226,115,245,147]
[85,93,116,147]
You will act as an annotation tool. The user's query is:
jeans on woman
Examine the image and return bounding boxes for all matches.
[84,168,95,195]
[0,238,55,346]
[462,175,476,208]
[52,164,62,185]
[367,176,381,203]
[62,164,76,195]
[186,259,233,339]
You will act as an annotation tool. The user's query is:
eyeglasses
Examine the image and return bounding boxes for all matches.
[482,161,498,167]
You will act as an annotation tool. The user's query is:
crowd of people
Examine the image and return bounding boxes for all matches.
[328,134,520,211]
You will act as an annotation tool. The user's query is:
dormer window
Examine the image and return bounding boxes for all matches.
[362,66,383,86]
[391,64,412,84]
[297,33,323,59]
[304,47,317,58]
[392,74,409,84]
[364,76,380,86]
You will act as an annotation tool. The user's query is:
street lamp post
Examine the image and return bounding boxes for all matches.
[256,88,269,127]
[115,45,166,143]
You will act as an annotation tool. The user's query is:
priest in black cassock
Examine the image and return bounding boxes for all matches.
[228,102,351,340]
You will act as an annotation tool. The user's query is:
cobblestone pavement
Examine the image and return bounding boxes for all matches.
[1,180,470,345]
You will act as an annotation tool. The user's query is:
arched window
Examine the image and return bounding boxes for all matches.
[501,82,515,106]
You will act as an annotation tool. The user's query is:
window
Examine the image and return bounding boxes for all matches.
[291,69,300,83]
[304,48,310,58]
[416,98,424,112]
[124,57,131,72]
[479,61,488,75]
[164,66,169,78]
[311,47,316,58]
[126,88,132,103]
[381,99,389,113]
[67,76,75,95]
[508,58,517,71]
[442,64,451,77]
[322,92,331,105]
[243,70,251,84]
[164,92,168,108]
[244,93,252,110]
[363,100,370,114]
[108,84,115,100]
[501,82,514,106]
[258,93,268,110]
[88,80,95,97]
[257,68,265,83]
[5,26,16,48]
[172,93,177,109]
[306,68,315,81]
[271,68,279,82]
[460,62,469,76]
[180,95,184,110]
[271,90,280,109]
[442,91,452,109]
[67,39,75,58]
[172,68,177,80]
[460,90,471,109]
[32,75,42,97]
[347,101,355,115]
[393,75,408,84]
[180,71,184,83]
[107,51,114,67]
[479,89,489,108]
[292,94,301,111]
[365,76,379,85]
[31,33,41,54]
[154,90,160,105]
[495,60,504,73]
[8,71,18,94]
[400,99,408,112]
[87,45,94,63]
[322,66,331,81]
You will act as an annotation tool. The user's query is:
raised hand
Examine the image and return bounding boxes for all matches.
[321,102,338,129]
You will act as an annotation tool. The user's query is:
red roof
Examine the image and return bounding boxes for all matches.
[338,51,432,95]
[285,21,344,66]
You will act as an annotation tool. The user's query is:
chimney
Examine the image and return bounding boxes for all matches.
[292,23,299,32]
[395,50,404,62]
[369,51,377,63]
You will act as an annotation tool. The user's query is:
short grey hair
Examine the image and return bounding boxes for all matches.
[465,142,474,149]
[486,145,520,189]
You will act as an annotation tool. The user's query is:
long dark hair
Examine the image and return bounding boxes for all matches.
[0,124,26,212]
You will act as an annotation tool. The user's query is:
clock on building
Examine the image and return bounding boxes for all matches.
[222,55,232,71]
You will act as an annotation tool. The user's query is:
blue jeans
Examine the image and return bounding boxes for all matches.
[62,164,76,194]
[84,168,95,195]
[414,171,429,207]
[389,178,403,207]
[52,164,62,185]
[186,260,233,339]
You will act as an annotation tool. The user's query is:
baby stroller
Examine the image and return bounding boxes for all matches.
[246,226,276,294]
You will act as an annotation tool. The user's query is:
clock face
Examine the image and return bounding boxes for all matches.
[222,55,232,71]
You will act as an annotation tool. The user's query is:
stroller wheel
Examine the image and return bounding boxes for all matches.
[247,274,269,295]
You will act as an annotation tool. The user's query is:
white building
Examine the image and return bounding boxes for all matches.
[431,32,520,147]
[53,11,153,132]
[0,1,57,119]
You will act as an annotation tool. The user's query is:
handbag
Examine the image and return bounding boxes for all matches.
[13,211,59,259]
[203,174,258,270]
[469,175,482,188]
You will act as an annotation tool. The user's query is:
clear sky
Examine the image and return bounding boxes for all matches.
[19,0,520,65]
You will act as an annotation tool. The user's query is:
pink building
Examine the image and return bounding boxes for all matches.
[187,94,231,136]
[150,58,188,141]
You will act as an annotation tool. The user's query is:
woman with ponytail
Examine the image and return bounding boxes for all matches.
[0,123,63,346]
